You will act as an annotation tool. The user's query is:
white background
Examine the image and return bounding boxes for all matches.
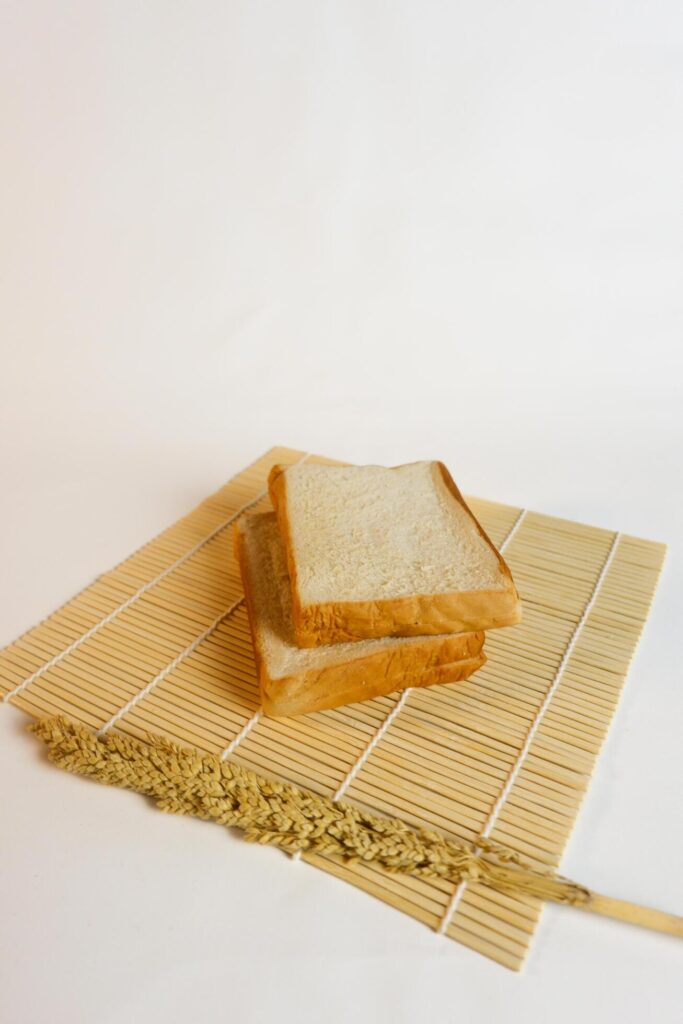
[1,2,682,1021]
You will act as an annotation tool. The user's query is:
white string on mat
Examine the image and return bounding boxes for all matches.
[97,597,246,736]
[292,508,529,864]
[490,506,527,561]
[332,687,413,803]
[288,693,403,864]
[437,528,621,936]
[3,452,310,705]
[290,690,412,863]
[220,709,263,760]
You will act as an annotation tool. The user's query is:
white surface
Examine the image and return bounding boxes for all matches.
[1,2,682,1021]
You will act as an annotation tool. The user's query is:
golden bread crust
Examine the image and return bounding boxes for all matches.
[234,512,485,717]
[261,652,485,717]
[268,461,521,647]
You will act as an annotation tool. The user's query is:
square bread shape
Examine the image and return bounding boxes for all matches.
[268,460,521,647]
[234,512,485,717]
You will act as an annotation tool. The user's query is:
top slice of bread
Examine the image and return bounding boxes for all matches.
[268,460,521,646]
[234,512,485,716]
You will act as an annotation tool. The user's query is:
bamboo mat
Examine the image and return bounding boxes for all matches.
[0,447,666,970]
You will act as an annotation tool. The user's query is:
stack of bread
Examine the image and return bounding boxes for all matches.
[233,460,521,717]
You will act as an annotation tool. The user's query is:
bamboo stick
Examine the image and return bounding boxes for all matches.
[577,894,683,938]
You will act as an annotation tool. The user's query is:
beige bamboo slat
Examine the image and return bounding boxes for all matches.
[0,446,667,970]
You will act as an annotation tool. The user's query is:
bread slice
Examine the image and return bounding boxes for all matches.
[268,461,521,647]
[234,512,485,717]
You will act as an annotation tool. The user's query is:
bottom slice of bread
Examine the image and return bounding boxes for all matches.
[234,512,486,717]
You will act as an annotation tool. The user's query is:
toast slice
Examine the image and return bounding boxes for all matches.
[268,461,521,647]
[234,512,485,717]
